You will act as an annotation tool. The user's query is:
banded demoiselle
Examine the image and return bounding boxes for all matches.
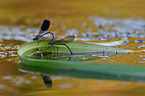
[33,18,74,55]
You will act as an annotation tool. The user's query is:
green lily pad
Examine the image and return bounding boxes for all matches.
[18,40,145,80]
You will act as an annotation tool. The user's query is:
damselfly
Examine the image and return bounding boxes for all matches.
[33,18,74,55]
[33,18,54,43]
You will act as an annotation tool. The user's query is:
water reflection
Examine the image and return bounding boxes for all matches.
[27,50,121,62]
[18,64,53,89]
[40,74,52,89]
[18,63,145,85]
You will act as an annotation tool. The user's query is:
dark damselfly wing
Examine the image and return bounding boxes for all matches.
[38,18,50,35]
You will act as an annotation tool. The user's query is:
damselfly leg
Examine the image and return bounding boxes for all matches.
[33,18,74,58]
[50,35,75,55]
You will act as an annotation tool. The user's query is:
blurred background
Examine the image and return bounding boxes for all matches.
[1,0,145,96]
[0,0,145,25]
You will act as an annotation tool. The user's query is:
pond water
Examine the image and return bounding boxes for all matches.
[1,16,145,96]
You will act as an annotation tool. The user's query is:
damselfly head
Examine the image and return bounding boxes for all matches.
[33,35,40,41]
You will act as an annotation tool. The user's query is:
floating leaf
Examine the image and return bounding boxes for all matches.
[17,40,145,81]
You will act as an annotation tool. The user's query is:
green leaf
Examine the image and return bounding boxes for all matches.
[18,40,131,56]
[18,40,145,81]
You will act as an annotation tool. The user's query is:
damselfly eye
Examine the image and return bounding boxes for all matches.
[33,37,38,41]
[33,38,37,41]
[36,35,39,38]
[33,35,40,41]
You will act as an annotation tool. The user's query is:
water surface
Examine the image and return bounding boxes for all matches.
[1,0,145,95]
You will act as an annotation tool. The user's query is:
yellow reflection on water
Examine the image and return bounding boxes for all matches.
[10,74,145,96]
[0,0,145,96]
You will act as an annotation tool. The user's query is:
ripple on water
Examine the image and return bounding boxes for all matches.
[0,84,6,89]
[59,83,74,89]
[139,55,145,57]
[138,61,145,63]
